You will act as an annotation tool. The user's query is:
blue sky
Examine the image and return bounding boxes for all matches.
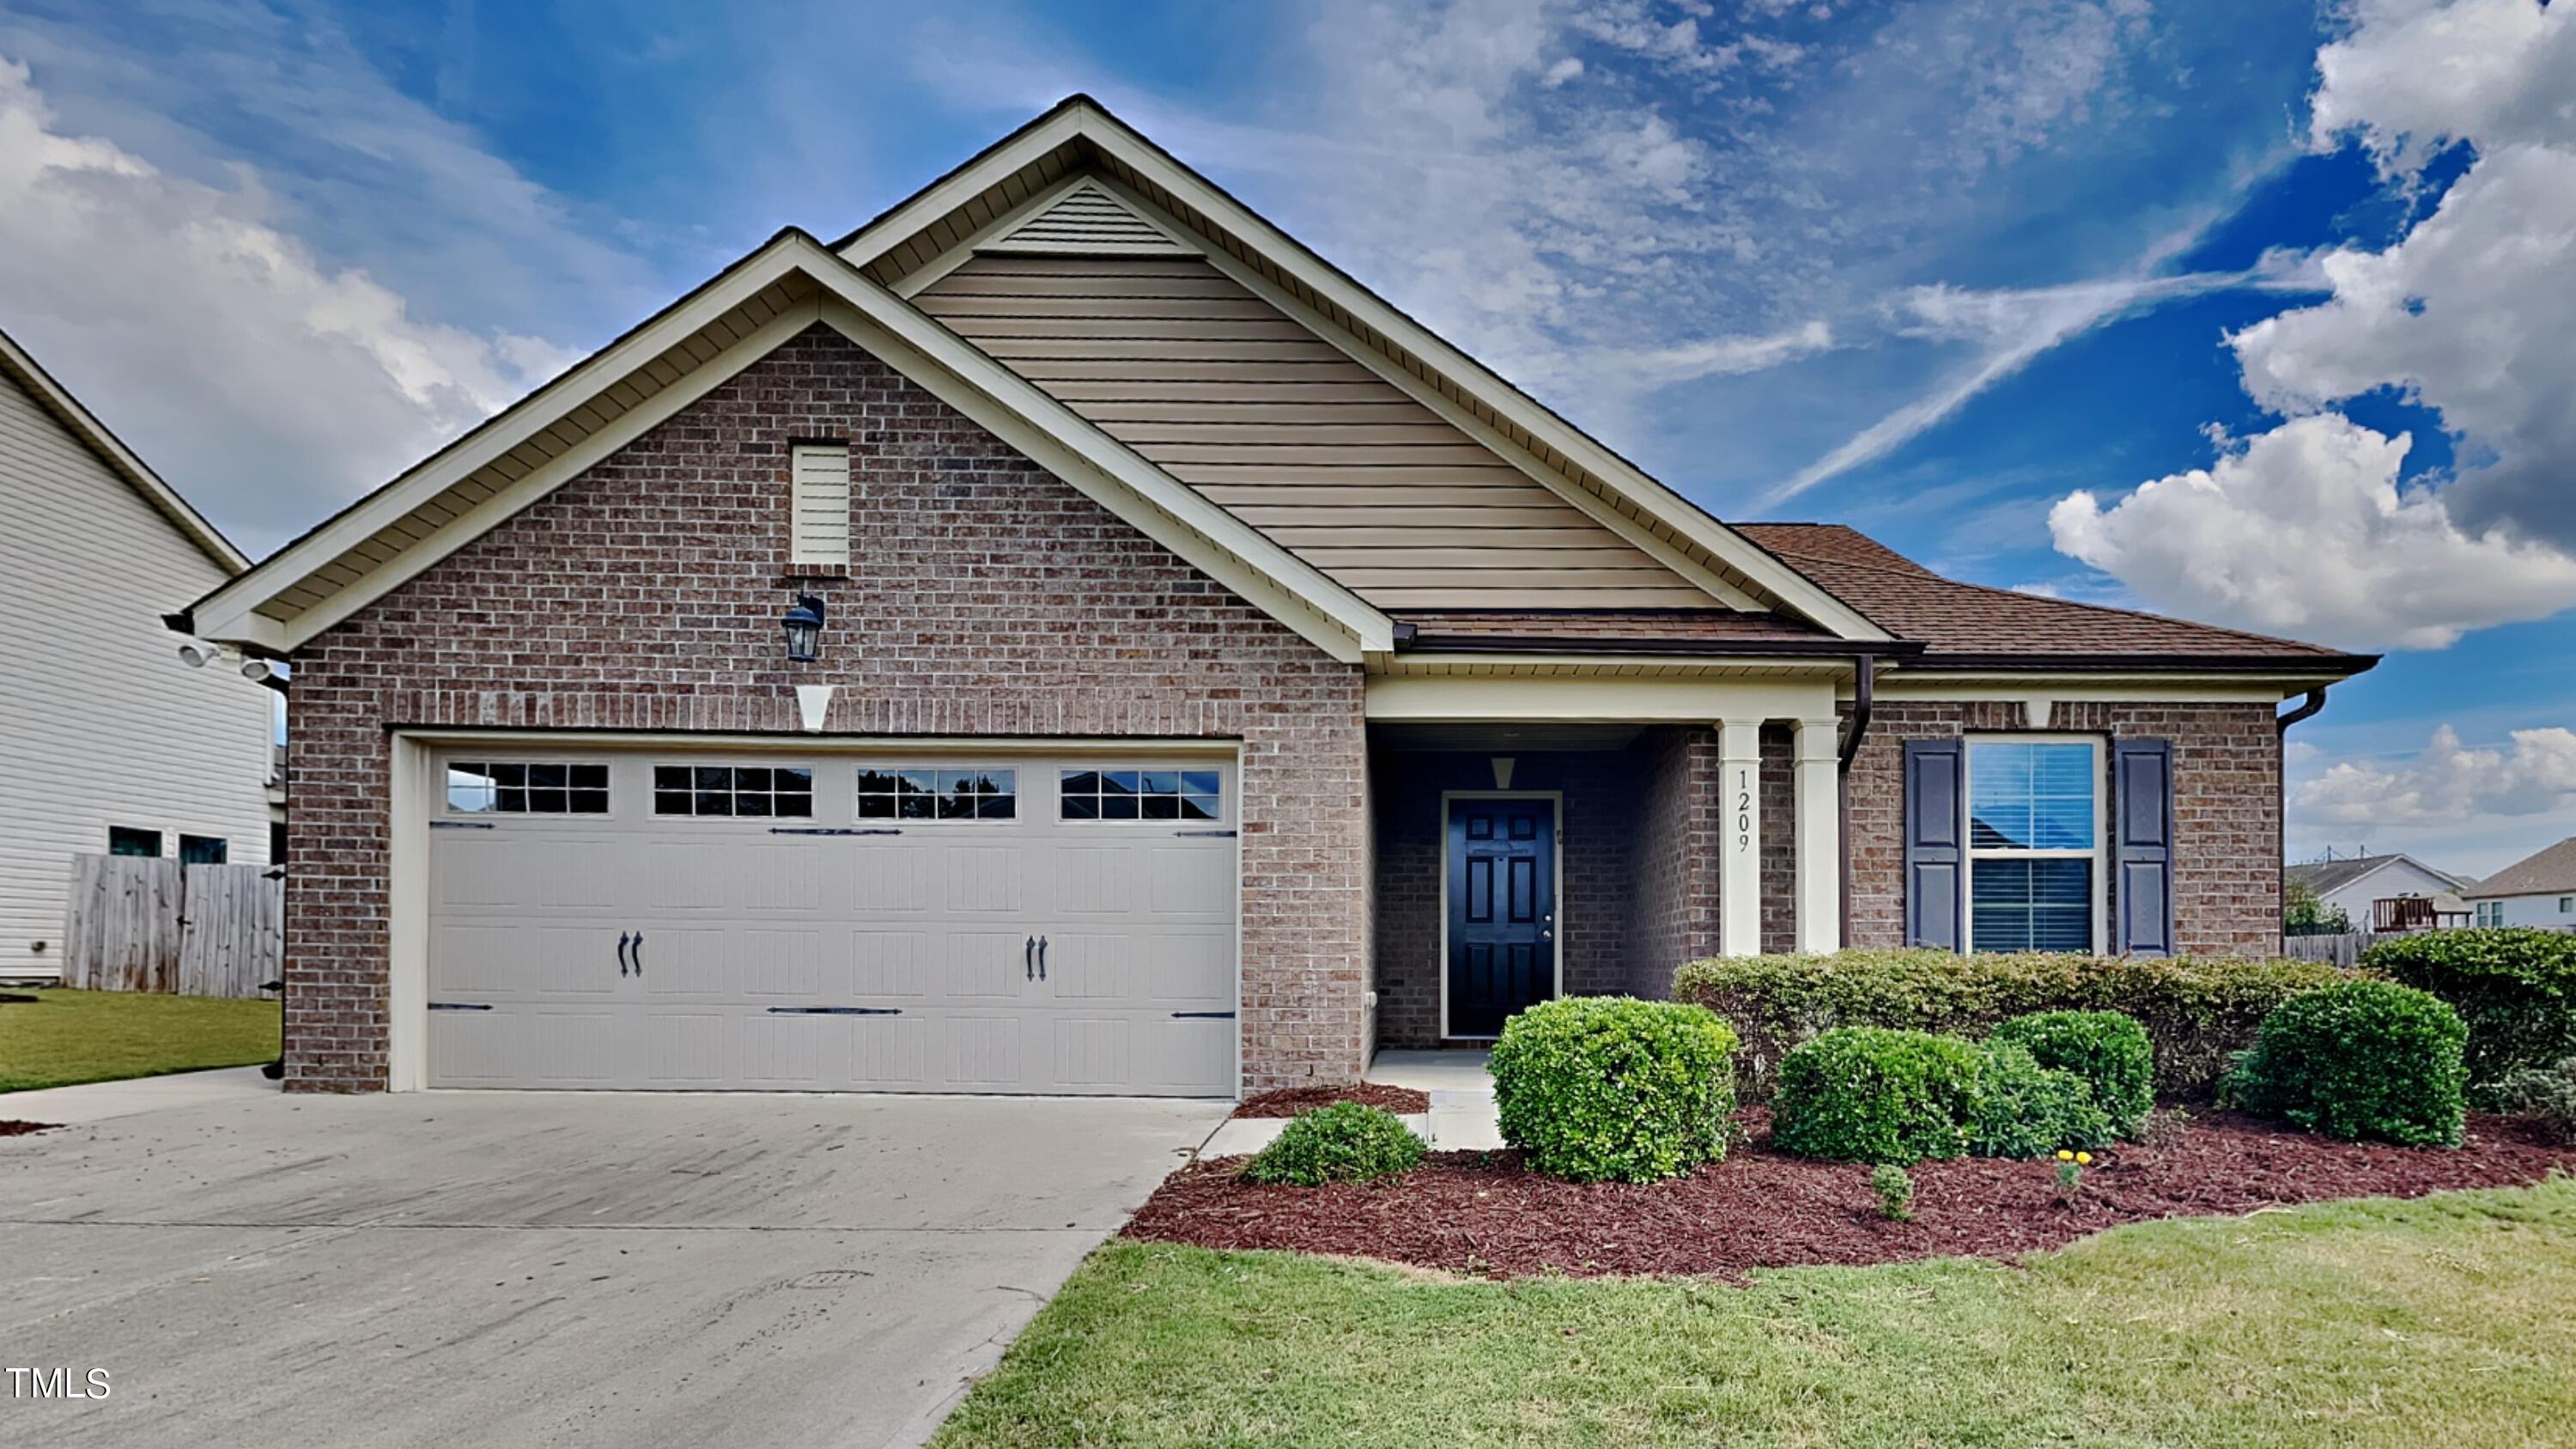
[2,0,2572,875]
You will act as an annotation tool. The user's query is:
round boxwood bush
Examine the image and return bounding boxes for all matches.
[1990,1009,2155,1136]
[2224,981,2468,1146]
[1239,1102,1425,1186]
[1968,1042,2116,1160]
[1771,1026,1984,1164]
[1488,996,1740,1183]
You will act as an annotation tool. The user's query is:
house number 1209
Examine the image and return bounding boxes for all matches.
[1734,768,1753,851]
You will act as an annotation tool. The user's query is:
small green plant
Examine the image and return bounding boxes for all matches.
[1489,996,1741,1183]
[1990,1009,2155,1137]
[1869,1162,1914,1221]
[2053,1148,2093,1200]
[1771,1026,1984,1163]
[1240,1102,1425,1186]
[2225,981,2468,1146]
[2492,1055,2576,1144]
[1968,1042,2117,1160]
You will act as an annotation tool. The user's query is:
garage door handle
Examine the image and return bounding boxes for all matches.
[631,931,644,977]
[617,931,632,977]
[1037,935,1048,981]
[1171,1011,1235,1020]
[1024,935,1036,981]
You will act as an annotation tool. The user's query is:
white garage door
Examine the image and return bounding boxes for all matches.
[423,748,1238,1095]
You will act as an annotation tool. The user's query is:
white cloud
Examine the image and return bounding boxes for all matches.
[0,54,582,556]
[2048,414,2576,650]
[2295,723,2576,828]
[2050,0,2576,644]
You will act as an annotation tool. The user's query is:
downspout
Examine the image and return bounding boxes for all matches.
[2274,687,2328,957]
[1837,654,1876,948]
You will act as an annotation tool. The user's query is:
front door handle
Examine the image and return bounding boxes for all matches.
[617,931,632,977]
[1025,935,1036,982]
[1037,935,1048,981]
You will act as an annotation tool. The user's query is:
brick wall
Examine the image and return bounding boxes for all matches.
[285,325,1370,1093]
[1625,725,1721,996]
[1368,748,1635,1047]
[1846,700,2281,956]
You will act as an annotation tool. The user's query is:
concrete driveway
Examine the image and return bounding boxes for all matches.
[2,1084,1225,1448]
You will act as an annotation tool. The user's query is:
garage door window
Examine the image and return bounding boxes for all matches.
[1060,769,1221,821]
[653,765,814,818]
[857,767,1017,820]
[447,762,611,814]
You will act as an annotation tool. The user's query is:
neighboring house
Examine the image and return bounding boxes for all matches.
[0,325,273,980]
[175,99,2375,1096]
[2462,838,2576,928]
[2284,852,2470,932]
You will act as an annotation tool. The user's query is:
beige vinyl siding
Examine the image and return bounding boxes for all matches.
[790,442,852,565]
[0,371,273,978]
[916,255,1717,610]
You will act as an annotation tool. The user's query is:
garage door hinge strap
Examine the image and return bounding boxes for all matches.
[769,827,903,836]
[1174,829,1237,837]
[1171,1010,1236,1020]
[766,1006,903,1015]
[429,821,495,830]
[428,1002,494,1011]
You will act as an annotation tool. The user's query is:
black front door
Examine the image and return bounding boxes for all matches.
[1446,796,1557,1037]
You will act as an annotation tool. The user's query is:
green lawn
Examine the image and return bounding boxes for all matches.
[937,1178,2576,1447]
[0,988,280,1093]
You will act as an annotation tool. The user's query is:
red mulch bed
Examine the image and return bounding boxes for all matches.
[1233,1083,1432,1118]
[1132,1108,2576,1280]
[0,1121,57,1137]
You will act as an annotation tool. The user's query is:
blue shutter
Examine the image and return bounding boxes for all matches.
[1904,740,1966,951]
[2112,739,2175,958]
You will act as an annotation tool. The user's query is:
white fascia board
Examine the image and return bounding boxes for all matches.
[1035,112,1894,643]
[191,237,824,644]
[1368,672,1837,724]
[193,231,1388,664]
[1871,672,2342,703]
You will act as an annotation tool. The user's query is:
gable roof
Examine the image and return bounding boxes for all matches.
[2464,838,2576,899]
[1737,524,2377,673]
[835,96,1890,642]
[0,324,248,575]
[2286,854,2468,898]
[182,230,1394,662]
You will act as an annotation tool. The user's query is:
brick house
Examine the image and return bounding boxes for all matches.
[177,99,2373,1096]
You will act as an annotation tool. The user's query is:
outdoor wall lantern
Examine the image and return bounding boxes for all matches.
[781,594,826,664]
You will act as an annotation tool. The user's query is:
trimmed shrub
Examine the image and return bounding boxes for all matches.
[2363,928,2576,1103]
[1489,996,1740,1183]
[1240,1102,1425,1186]
[1675,949,2349,1102]
[1772,1026,1984,1164]
[1869,1162,1914,1221]
[1968,1043,2116,1160]
[1990,1010,2155,1137]
[2224,981,2468,1146]
[2492,1056,2576,1145]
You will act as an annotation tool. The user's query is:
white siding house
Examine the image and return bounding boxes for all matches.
[0,327,272,981]
[2284,853,2469,930]
[2463,838,2576,929]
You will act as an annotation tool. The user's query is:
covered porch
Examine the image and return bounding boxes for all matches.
[1364,666,1857,1050]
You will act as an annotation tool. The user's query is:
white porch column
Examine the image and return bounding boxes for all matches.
[1793,717,1842,953]
[1718,720,1765,957]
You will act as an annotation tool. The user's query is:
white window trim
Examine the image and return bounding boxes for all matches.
[855,763,1026,825]
[1054,764,1230,827]
[1963,733,2108,955]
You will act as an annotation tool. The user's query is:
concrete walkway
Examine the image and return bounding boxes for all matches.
[1,1065,276,1124]
[3,1087,1224,1449]
[1194,1048,1503,1158]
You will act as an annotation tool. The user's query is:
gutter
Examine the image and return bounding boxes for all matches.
[1391,631,1927,661]
[1838,654,1875,947]
[2276,687,2329,734]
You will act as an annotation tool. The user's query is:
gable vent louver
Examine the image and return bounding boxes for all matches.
[980,180,1195,256]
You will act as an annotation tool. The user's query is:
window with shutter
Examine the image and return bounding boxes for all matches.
[2111,739,2175,957]
[790,442,851,566]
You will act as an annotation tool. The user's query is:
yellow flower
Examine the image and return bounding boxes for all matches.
[2056,1150,2075,1161]
[2075,1152,2093,1166]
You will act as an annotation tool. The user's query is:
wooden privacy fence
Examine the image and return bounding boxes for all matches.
[59,855,282,998]
[2283,930,2374,968]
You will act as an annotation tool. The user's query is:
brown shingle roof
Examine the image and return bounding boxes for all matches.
[2464,837,2576,898]
[1736,523,2372,669]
